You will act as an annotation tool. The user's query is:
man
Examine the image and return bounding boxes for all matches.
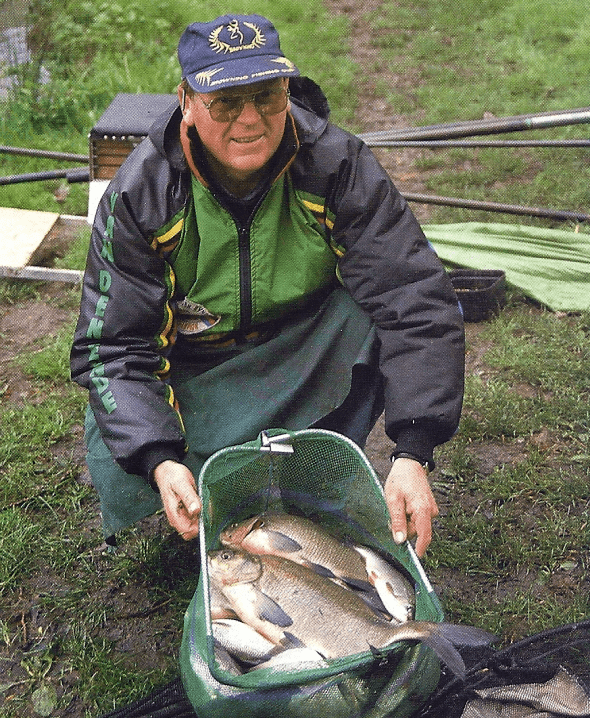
[71,14,464,556]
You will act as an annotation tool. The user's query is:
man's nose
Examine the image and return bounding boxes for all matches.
[236,98,262,122]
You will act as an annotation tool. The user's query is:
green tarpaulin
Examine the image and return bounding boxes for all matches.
[424,222,590,312]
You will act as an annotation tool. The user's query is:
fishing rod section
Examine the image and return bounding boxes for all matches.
[0,167,90,186]
[402,192,590,224]
[358,105,590,225]
[358,106,590,143]
[366,139,590,149]
[0,145,88,162]
[0,144,90,185]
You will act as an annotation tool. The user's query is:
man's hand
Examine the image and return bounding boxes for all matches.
[384,457,439,557]
[153,460,201,540]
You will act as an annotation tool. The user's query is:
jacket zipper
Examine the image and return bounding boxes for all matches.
[238,223,252,331]
[236,193,269,333]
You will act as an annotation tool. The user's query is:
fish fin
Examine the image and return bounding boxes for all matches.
[342,577,375,593]
[307,565,379,602]
[306,562,338,580]
[280,632,307,649]
[256,593,294,628]
[420,623,496,680]
[419,630,467,679]
[265,530,302,553]
[357,589,392,619]
[435,623,496,648]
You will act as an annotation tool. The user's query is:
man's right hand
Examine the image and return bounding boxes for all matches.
[153,460,201,540]
[384,457,439,558]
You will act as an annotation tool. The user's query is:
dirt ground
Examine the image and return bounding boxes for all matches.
[0,4,577,716]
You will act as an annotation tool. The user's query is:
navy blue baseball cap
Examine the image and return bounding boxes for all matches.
[178,14,300,93]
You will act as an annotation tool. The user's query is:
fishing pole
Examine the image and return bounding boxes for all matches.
[358,107,590,143]
[402,191,590,223]
[0,167,90,186]
[366,139,590,149]
[0,145,88,162]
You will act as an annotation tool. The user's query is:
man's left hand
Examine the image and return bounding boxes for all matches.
[384,457,439,557]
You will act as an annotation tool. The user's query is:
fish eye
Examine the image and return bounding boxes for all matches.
[220,550,233,560]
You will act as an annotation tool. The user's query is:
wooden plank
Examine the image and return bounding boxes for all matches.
[0,207,59,268]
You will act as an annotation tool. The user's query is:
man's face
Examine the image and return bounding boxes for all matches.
[181,79,289,188]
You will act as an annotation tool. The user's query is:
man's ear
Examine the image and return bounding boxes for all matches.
[178,85,195,124]
[177,85,187,112]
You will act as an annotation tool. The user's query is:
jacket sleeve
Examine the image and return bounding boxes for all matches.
[70,150,187,478]
[331,137,465,461]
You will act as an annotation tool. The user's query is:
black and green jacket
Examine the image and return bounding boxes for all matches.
[70,77,465,479]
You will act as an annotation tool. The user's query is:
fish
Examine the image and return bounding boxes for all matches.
[352,545,415,623]
[209,580,238,620]
[208,548,495,679]
[220,512,414,621]
[212,618,278,664]
[250,646,328,673]
[213,643,242,676]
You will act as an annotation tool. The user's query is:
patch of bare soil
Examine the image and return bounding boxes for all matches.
[0,296,71,406]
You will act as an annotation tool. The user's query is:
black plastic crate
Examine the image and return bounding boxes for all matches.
[449,269,506,322]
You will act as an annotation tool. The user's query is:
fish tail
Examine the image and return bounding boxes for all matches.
[418,622,496,680]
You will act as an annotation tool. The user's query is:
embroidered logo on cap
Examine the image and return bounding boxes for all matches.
[209,19,266,54]
[194,68,224,86]
[272,57,297,71]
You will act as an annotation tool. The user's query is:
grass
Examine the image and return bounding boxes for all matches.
[1,0,590,714]
[364,0,590,227]
[427,302,590,640]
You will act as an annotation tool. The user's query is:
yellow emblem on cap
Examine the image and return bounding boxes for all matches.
[209,20,266,54]
[194,68,223,86]
[272,57,296,71]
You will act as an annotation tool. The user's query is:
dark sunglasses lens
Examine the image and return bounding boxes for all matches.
[209,89,287,121]
[209,96,243,121]
[254,89,288,115]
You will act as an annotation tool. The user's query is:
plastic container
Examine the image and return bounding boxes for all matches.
[449,269,506,322]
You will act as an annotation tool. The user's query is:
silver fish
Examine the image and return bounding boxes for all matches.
[208,548,495,679]
[220,512,411,620]
[212,618,278,664]
[250,646,328,672]
[353,544,415,623]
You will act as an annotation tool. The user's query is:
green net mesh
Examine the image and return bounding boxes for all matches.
[180,429,444,718]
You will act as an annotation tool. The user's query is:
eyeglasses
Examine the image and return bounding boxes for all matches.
[199,87,290,122]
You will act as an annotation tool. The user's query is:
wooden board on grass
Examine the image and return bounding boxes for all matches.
[0,207,59,269]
